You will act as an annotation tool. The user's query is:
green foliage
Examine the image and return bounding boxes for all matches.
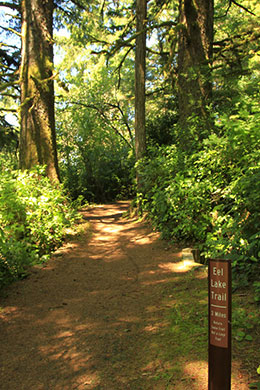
[59,140,135,202]
[138,145,212,242]
[139,82,260,287]
[253,282,260,304]
[0,117,19,153]
[232,306,257,342]
[0,166,79,288]
[55,43,135,202]
[146,101,178,147]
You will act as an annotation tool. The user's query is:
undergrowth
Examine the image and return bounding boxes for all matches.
[137,101,260,300]
[0,166,80,289]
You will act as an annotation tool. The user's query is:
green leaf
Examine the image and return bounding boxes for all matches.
[236,330,245,341]
[245,334,253,341]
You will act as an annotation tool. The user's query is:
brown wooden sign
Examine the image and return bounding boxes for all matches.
[208,259,232,390]
[209,260,229,347]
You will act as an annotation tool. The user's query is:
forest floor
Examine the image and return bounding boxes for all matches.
[0,201,259,390]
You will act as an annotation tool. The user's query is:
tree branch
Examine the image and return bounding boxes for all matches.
[92,18,176,62]
[105,101,134,143]
[1,93,19,99]
[145,85,169,97]
[215,0,232,18]
[66,0,87,11]
[146,47,169,56]
[54,3,73,17]
[0,107,18,113]
[149,20,177,29]
[0,2,20,11]
[0,25,21,38]
[0,42,19,51]
[87,32,110,46]
[213,29,260,56]
[231,0,255,16]
[0,48,19,67]
[115,46,133,89]
[0,80,20,93]
[63,101,133,149]
[216,0,256,18]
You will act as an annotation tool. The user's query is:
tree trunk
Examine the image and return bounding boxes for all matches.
[19,0,60,182]
[135,0,147,190]
[177,0,214,150]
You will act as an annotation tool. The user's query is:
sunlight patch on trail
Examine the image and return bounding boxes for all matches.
[141,277,179,286]
[99,225,124,234]
[183,360,208,390]
[93,235,113,242]
[118,316,141,322]
[129,232,160,245]
[143,323,167,333]
[159,260,203,273]
[130,236,154,245]
[183,358,250,389]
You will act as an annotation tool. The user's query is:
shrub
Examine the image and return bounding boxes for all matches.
[139,103,260,288]
[0,166,79,288]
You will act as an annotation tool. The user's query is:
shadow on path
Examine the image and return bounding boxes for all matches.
[0,202,249,390]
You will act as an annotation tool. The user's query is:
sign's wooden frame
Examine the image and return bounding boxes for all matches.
[208,259,232,390]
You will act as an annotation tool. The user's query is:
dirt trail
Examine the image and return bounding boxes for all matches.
[0,202,251,390]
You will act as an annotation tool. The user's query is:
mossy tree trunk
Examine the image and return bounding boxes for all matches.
[177,0,214,150]
[19,0,60,182]
[135,0,147,192]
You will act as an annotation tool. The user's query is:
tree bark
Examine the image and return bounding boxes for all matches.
[177,0,214,150]
[19,0,60,182]
[135,0,147,191]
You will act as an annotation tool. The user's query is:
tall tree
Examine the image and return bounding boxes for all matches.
[135,0,147,190]
[19,0,60,182]
[177,0,214,149]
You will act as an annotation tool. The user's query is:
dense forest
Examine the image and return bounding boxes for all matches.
[0,0,259,302]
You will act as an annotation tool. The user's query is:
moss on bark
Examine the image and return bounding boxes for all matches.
[19,0,60,182]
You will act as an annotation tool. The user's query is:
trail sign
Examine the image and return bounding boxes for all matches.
[208,259,232,390]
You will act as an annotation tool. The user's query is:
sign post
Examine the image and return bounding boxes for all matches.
[208,259,232,390]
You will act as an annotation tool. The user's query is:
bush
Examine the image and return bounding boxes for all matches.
[139,103,260,287]
[0,167,79,288]
[138,145,212,242]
